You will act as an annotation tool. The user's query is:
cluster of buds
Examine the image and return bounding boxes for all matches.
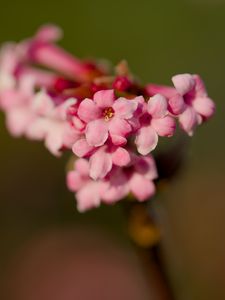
[0,25,215,212]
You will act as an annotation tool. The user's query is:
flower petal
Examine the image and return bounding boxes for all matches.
[192,97,215,119]
[89,147,112,180]
[151,115,176,137]
[76,182,101,212]
[78,98,101,123]
[32,90,54,116]
[129,174,156,201]
[135,126,158,155]
[100,169,129,204]
[109,117,131,142]
[66,171,84,191]
[134,156,158,180]
[110,134,127,146]
[193,74,207,97]
[179,107,198,136]
[112,147,131,166]
[72,138,94,157]
[145,84,176,98]
[93,89,115,108]
[168,93,185,115]
[86,119,109,147]
[172,74,195,96]
[147,94,168,118]
[62,123,80,148]
[44,121,64,156]
[35,25,63,42]
[113,97,138,119]
[75,158,90,177]
[6,108,34,137]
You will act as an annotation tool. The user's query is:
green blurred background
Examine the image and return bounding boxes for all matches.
[0,0,225,299]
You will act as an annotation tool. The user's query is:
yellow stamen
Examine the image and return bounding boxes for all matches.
[103,107,114,121]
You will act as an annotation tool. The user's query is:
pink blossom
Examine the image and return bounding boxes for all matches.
[172,74,215,135]
[0,74,36,137]
[26,25,103,81]
[67,159,102,212]
[67,157,128,212]
[27,90,80,156]
[0,25,216,212]
[101,155,158,204]
[67,155,158,212]
[77,89,138,147]
[72,139,131,180]
[135,94,176,155]
[146,74,215,135]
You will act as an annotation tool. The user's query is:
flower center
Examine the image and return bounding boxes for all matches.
[103,107,114,121]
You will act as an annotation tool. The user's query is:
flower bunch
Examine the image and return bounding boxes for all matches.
[0,25,215,212]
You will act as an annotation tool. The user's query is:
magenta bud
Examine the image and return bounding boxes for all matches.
[113,76,131,92]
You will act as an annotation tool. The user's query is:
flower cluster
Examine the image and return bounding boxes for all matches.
[0,25,215,212]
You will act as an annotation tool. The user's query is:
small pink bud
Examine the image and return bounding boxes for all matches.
[113,76,132,91]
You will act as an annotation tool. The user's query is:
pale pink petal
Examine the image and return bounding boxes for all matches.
[66,171,84,191]
[86,119,109,147]
[168,93,185,115]
[76,182,101,212]
[134,156,158,180]
[32,90,54,116]
[110,134,127,146]
[93,89,115,108]
[146,84,176,98]
[193,74,207,97]
[127,116,141,131]
[108,117,131,141]
[112,147,131,166]
[147,94,168,118]
[42,120,66,156]
[89,148,112,180]
[78,98,101,123]
[71,116,85,131]
[172,74,195,95]
[31,43,86,79]
[35,24,63,42]
[113,97,138,119]
[6,108,33,137]
[19,75,35,97]
[72,138,94,157]
[26,118,47,140]
[192,97,215,119]
[100,169,129,204]
[179,107,198,136]
[151,115,176,137]
[129,174,156,201]
[62,124,80,148]
[0,90,25,111]
[55,98,77,120]
[135,126,158,155]
[75,158,90,177]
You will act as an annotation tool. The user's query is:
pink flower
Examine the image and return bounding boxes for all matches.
[27,25,103,81]
[77,89,138,147]
[67,159,102,212]
[0,75,36,137]
[172,74,215,135]
[72,139,131,180]
[67,155,158,212]
[27,90,81,156]
[0,25,216,212]
[101,155,158,204]
[135,94,176,155]
[147,74,215,135]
